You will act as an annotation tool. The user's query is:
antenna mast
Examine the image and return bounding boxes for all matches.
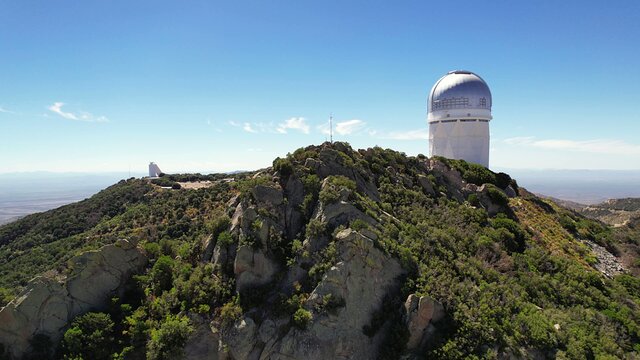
[329,114,333,144]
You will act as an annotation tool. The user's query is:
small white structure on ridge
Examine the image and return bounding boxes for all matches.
[148,162,163,178]
[428,70,492,167]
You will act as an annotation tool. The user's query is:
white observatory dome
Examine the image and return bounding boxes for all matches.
[427,70,493,167]
[427,70,492,122]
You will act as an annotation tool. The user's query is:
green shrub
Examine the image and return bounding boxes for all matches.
[292,308,312,329]
[151,256,174,295]
[463,163,496,186]
[486,184,509,207]
[495,172,512,189]
[350,219,369,231]
[306,219,327,239]
[314,293,346,314]
[146,315,193,360]
[0,287,13,308]
[467,193,480,207]
[491,216,528,252]
[220,296,243,327]
[318,175,356,204]
[62,312,115,360]
[273,157,293,177]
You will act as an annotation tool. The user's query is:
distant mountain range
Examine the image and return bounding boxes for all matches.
[1,168,639,226]
[542,196,640,227]
[1,143,638,359]
[495,168,640,204]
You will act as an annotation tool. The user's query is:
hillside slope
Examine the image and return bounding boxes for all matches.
[0,142,639,360]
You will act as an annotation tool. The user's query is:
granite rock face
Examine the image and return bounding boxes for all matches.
[0,239,147,359]
[234,246,279,292]
[404,294,445,351]
[217,229,406,360]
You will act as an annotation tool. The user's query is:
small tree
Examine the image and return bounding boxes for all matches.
[146,315,193,360]
[151,256,174,295]
[293,308,312,329]
[61,312,115,360]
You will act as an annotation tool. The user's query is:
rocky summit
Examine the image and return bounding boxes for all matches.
[0,142,638,359]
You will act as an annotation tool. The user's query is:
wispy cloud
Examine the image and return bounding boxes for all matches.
[206,119,223,132]
[0,106,15,114]
[318,119,368,136]
[230,117,310,134]
[48,102,109,122]
[335,119,366,135]
[503,137,640,155]
[229,120,260,133]
[380,128,429,140]
[242,123,257,133]
[276,117,310,134]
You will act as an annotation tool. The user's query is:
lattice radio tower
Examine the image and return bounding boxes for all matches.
[329,114,333,144]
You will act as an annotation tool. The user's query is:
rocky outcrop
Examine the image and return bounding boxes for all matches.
[315,147,380,202]
[251,185,284,207]
[256,229,405,360]
[476,184,511,216]
[417,174,436,196]
[317,201,377,230]
[584,239,626,278]
[223,316,258,360]
[428,160,466,201]
[234,246,279,292]
[0,239,147,359]
[183,317,221,360]
[404,294,445,351]
[283,175,305,240]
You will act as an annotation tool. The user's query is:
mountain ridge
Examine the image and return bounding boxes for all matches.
[0,142,638,359]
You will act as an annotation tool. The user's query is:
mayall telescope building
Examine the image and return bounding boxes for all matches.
[428,70,492,167]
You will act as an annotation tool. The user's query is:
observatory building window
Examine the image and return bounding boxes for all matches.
[479,98,487,107]
[432,97,469,110]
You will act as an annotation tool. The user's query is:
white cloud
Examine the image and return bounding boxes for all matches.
[231,117,310,135]
[0,106,15,114]
[503,136,536,145]
[48,102,108,122]
[503,137,640,155]
[242,122,257,133]
[335,119,366,135]
[381,128,429,140]
[276,117,310,134]
[206,118,223,132]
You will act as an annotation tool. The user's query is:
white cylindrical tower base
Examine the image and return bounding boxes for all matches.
[429,120,490,167]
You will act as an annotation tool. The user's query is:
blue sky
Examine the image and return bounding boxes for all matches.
[1,0,639,173]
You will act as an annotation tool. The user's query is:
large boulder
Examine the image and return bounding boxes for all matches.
[283,175,305,240]
[317,201,377,230]
[0,239,147,359]
[404,294,445,351]
[201,234,216,262]
[234,246,279,293]
[417,174,436,197]
[251,185,284,207]
[183,317,221,360]
[427,159,474,202]
[230,203,257,234]
[222,316,257,360]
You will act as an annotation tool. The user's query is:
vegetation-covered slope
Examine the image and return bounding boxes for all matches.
[1,142,639,360]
